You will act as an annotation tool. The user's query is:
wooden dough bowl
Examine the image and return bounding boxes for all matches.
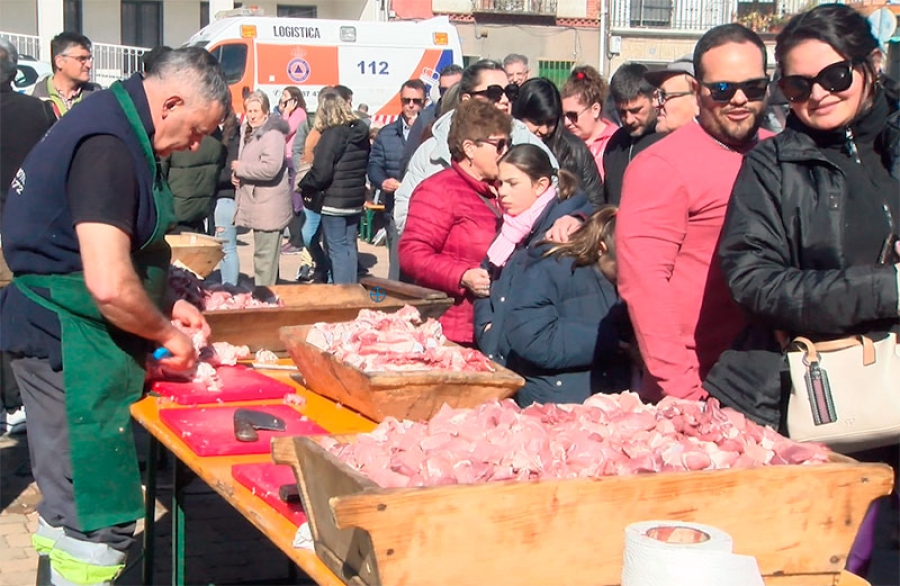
[280,323,525,423]
[273,435,892,586]
[166,232,225,279]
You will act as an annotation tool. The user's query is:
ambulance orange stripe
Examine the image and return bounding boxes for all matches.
[256,44,340,87]
[374,48,443,117]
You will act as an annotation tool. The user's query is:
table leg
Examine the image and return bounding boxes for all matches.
[142,435,159,586]
[171,458,186,586]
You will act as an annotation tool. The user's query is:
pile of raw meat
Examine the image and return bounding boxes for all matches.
[168,266,283,310]
[307,306,495,373]
[323,392,830,488]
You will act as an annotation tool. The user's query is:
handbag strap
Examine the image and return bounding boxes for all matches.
[790,335,876,366]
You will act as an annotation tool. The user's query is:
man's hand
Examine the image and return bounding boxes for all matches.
[156,327,199,372]
[231,172,240,189]
[381,178,401,192]
[171,299,210,338]
[545,215,583,243]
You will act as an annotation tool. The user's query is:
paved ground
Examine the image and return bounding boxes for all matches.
[0,230,389,586]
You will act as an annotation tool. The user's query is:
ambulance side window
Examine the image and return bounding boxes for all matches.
[211,44,247,85]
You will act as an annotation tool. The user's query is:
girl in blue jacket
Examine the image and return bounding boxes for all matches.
[474,144,629,405]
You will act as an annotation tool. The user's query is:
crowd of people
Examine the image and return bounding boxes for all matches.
[0,3,898,584]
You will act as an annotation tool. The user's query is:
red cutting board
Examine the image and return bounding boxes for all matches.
[231,463,307,526]
[151,365,295,405]
[159,404,326,456]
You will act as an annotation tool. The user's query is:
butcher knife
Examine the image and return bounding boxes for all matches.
[233,408,287,442]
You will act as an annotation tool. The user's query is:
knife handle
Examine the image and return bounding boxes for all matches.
[234,418,259,442]
[278,483,301,503]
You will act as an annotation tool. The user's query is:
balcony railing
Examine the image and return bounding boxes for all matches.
[473,0,558,16]
[609,0,738,31]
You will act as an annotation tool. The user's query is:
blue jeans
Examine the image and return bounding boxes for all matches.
[301,208,328,279]
[214,198,240,285]
[320,214,360,284]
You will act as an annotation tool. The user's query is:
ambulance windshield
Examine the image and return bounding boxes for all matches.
[209,44,248,85]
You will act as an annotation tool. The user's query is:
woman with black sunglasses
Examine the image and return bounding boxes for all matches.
[512,78,604,208]
[710,0,900,535]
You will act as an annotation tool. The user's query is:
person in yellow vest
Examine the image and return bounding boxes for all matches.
[3,47,229,586]
[31,32,102,118]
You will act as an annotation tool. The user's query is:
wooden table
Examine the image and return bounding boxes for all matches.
[130,365,377,586]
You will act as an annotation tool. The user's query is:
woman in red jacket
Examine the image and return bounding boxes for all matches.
[399,99,513,345]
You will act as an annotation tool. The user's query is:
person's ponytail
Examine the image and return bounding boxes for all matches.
[556,169,578,201]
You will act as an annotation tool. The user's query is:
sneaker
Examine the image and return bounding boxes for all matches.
[2,407,26,435]
[281,243,304,255]
[372,228,387,246]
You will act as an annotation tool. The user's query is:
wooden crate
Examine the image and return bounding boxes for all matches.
[272,435,893,586]
[279,324,525,422]
[205,277,453,353]
[166,233,224,278]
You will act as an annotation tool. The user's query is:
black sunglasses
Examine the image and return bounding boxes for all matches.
[469,84,518,103]
[477,137,510,154]
[563,105,590,125]
[702,78,769,102]
[778,60,856,103]
[401,97,425,105]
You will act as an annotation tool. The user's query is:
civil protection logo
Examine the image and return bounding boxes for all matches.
[287,58,311,83]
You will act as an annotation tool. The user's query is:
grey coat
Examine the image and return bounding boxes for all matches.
[233,115,292,232]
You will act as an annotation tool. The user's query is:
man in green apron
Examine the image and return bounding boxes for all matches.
[1,47,229,586]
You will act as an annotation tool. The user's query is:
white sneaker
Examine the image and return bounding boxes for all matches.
[372,228,387,246]
[3,407,26,435]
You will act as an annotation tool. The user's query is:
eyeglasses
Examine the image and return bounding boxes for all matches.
[438,85,452,97]
[477,137,510,154]
[61,53,93,64]
[701,78,769,103]
[778,60,856,103]
[279,98,294,106]
[563,105,591,125]
[469,84,518,103]
[401,97,425,105]
[654,89,694,107]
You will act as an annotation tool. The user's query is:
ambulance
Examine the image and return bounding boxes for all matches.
[185,11,463,121]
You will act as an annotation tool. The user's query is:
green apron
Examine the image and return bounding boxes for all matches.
[12,81,175,532]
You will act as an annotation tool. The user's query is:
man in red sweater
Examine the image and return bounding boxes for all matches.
[616,24,774,402]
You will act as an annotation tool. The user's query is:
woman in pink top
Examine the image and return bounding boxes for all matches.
[561,66,618,179]
[279,86,309,254]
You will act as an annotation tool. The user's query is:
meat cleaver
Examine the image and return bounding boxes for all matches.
[233,408,287,442]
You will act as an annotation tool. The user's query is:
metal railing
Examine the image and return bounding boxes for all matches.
[0,31,42,60]
[609,0,738,32]
[91,41,149,87]
[0,31,148,87]
[473,0,558,15]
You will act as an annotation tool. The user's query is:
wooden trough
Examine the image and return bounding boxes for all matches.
[280,323,525,422]
[205,278,453,353]
[273,435,893,586]
[166,232,225,279]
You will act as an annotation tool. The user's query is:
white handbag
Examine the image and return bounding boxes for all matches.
[785,332,900,453]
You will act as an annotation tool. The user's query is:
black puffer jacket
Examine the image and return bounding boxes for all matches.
[550,129,604,209]
[299,119,370,215]
[704,88,900,429]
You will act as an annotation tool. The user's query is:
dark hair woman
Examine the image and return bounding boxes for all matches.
[512,78,604,208]
[711,3,900,427]
[399,99,513,346]
[475,143,593,364]
[491,205,629,406]
[560,65,617,178]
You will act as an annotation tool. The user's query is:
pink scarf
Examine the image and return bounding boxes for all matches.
[487,184,557,268]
